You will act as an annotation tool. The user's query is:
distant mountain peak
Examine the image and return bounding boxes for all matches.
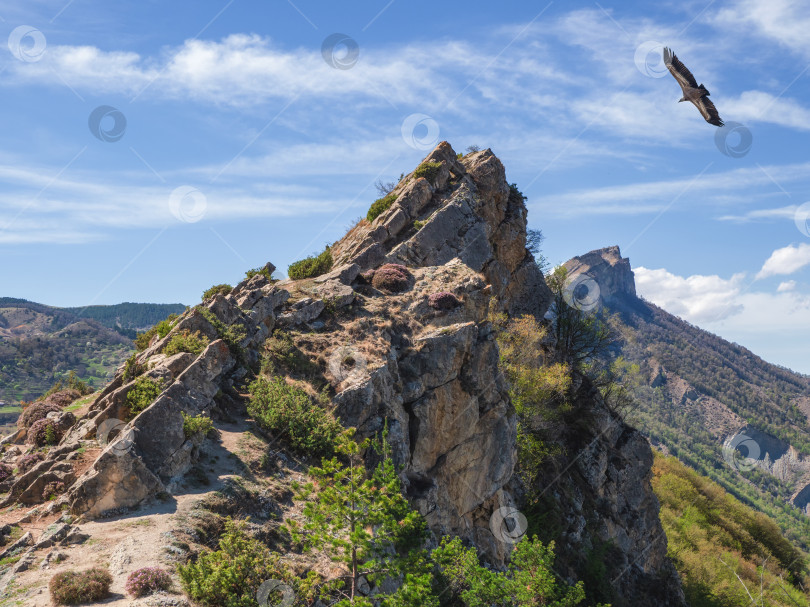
[563,245,637,302]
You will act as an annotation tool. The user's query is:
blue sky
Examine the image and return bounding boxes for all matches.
[1,0,810,373]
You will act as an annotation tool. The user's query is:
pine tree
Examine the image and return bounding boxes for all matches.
[434,535,601,607]
[289,427,436,606]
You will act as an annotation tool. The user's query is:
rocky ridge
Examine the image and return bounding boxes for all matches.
[0,144,684,606]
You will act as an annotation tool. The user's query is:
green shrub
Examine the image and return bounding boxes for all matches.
[288,247,333,280]
[163,330,209,357]
[261,332,320,379]
[49,567,112,605]
[509,182,527,204]
[196,307,247,364]
[182,412,214,439]
[178,519,302,607]
[434,536,591,606]
[65,371,91,396]
[202,284,232,301]
[122,353,145,382]
[366,193,397,222]
[413,219,426,230]
[245,265,274,281]
[28,418,61,446]
[125,376,163,419]
[43,371,92,399]
[248,376,341,456]
[135,314,179,351]
[413,161,442,183]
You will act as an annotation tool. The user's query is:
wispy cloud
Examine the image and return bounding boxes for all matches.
[718,204,798,222]
[532,161,810,218]
[714,0,810,59]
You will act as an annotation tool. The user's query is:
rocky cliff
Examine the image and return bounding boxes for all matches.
[0,145,686,605]
[565,246,810,546]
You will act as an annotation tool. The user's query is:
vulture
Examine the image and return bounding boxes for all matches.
[663,47,724,127]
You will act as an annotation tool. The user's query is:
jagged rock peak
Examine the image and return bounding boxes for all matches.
[563,245,636,302]
[332,141,552,318]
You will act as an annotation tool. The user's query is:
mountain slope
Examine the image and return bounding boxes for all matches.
[564,246,810,550]
[0,299,185,403]
[653,453,808,607]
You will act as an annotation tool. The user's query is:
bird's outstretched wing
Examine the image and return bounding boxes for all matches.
[663,47,698,90]
[694,96,724,126]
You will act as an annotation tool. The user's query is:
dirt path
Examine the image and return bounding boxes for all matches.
[0,419,256,607]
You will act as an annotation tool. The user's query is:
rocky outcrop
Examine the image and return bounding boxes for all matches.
[563,245,636,304]
[331,142,551,318]
[533,376,687,607]
[0,143,687,605]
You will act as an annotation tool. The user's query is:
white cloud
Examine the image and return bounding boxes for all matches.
[723,90,810,131]
[635,266,746,323]
[1,33,573,114]
[714,0,810,58]
[778,280,797,292]
[637,265,810,374]
[703,290,810,374]
[757,243,810,278]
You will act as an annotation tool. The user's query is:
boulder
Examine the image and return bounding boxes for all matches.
[314,263,360,285]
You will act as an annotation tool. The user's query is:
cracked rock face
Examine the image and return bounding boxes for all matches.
[331,142,552,319]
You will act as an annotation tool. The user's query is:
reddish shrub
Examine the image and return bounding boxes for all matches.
[0,463,12,482]
[371,264,411,292]
[428,291,460,310]
[28,418,62,446]
[43,389,81,408]
[18,402,62,429]
[17,452,44,474]
[126,566,172,597]
[49,567,112,605]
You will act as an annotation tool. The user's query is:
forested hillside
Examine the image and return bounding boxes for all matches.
[563,247,810,554]
[0,299,184,403]
[654,454,808,607]
[58,302,187,338]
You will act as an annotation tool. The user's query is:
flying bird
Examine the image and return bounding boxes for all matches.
[663,47,724,127]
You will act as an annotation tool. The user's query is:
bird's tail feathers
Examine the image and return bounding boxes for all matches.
[698,84,710,95]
